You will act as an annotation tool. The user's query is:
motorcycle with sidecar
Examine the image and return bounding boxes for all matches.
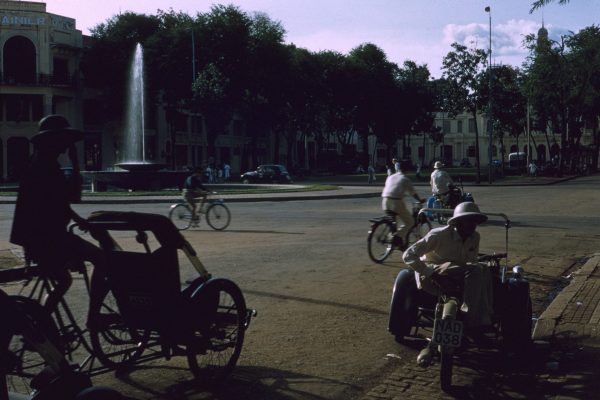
[388,209,532,391]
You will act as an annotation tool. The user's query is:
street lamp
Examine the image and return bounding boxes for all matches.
[485,6,493,184]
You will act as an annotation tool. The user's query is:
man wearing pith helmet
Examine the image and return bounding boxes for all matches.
[403,202,493,333]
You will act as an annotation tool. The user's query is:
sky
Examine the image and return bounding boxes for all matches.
[41,0,600,78]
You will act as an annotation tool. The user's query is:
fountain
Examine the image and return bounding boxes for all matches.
[116,43,163,173]
[84,43,186,191]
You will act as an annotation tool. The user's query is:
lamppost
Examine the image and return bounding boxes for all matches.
[485,6,493,184]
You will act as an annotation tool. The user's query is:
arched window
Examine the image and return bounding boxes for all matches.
[4,36,36,84]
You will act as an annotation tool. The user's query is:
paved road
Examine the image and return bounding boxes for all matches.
[0,174,598,399]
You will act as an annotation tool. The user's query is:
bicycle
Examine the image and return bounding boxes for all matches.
[169,192,231,231]
[2,211,255,396]
[0,287,124,399]
[367,202,432,263]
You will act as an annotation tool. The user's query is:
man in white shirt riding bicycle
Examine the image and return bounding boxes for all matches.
[381,160,425,250]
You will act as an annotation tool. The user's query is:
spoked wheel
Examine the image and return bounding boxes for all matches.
[440,347,454,392]
[89,290,149,370]
[406,220,432,247]
[187,279,247,382]
[5,296,63,396]
[206,203,231,231]
[169,204,193,230]
[367,221,394,263]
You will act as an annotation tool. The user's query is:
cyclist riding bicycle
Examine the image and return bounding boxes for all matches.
[183,166,208,222]
[10,115,107,328]
[430,161,454,204]
[381,160,425,250]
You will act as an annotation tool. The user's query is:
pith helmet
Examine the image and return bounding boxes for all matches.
[434,161,443,169]
[447,202,487,226]
[30,115,83,148]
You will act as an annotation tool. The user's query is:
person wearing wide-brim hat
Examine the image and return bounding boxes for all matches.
[10,115,106,321]
[430,160,454,199]
[403,202,493,333]
[29,114,84,150]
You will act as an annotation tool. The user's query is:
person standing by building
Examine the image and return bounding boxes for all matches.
[223,162,231,182]
[367,164,376,184]
[393,158,401,173]
[381,160,425,249]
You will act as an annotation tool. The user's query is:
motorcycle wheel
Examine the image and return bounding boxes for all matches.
[440,347,454,392]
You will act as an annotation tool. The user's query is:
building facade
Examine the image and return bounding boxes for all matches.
[0,0,83,181]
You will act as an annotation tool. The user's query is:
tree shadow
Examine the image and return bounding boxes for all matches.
[112,364,362,400]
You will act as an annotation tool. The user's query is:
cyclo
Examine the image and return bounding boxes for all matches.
[388,208,532,391]
[3,211,255,393]
[430,181,474,225]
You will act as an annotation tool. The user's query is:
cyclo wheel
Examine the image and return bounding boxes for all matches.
[367,220,394,263]
[186,279,247,382]
[406,219,432,247]
[89,290,148,369]
[440,347,454,391]
[206,203,231,231]
[5,296,63,396]
[169,204,193,231]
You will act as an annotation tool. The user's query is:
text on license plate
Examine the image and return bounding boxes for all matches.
[432,319,463,347]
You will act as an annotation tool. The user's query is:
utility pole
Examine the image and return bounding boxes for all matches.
[485,6,493,184]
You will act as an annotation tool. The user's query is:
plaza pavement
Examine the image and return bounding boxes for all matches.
[1,173,598,399]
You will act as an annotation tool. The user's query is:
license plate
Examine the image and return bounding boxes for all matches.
[431,319,463,347]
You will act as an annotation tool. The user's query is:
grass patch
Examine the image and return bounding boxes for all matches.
[0,184,340,197]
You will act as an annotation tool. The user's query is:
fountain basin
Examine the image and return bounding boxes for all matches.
[83,169,189,191]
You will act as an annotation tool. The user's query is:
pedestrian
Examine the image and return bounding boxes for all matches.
[386,164,392,176]
[205,164,213,183]
[393,158,401,173]
[223,162,231,182]
[528,161,538,178]
[367,164,376,184]
[416,163,422,180]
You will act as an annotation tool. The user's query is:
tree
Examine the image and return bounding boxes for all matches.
[441,43,488,183]
[477,65,527,172]
[530,0,571,13]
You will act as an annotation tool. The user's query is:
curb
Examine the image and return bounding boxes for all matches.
[533,253,600,341]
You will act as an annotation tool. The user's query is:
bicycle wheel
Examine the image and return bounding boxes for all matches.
[367,221,394,263]
[187,279,246,382]
[89,290,148,370]
[206,203,231,231]
[5,296,62,396]
[406,220,432,247]
[169,204,193,230]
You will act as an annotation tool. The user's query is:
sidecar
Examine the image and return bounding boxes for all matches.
[388,209,532,351]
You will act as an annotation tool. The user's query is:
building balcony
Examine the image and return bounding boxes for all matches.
[0,72,79,88]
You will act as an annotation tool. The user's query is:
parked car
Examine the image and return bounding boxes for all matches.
[241,164,293,184]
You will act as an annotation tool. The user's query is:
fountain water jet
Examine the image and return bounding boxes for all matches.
[116,43,163,173]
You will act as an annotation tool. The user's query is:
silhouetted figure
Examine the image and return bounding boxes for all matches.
[10,115,106,325]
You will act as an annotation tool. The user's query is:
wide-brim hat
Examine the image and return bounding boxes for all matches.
[434,161,443,169]
[30,114,83,147]
[448,202,488,226]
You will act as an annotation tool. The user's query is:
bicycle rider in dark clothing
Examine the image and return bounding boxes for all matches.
[10,115,107,327]
[183,166,208,222]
